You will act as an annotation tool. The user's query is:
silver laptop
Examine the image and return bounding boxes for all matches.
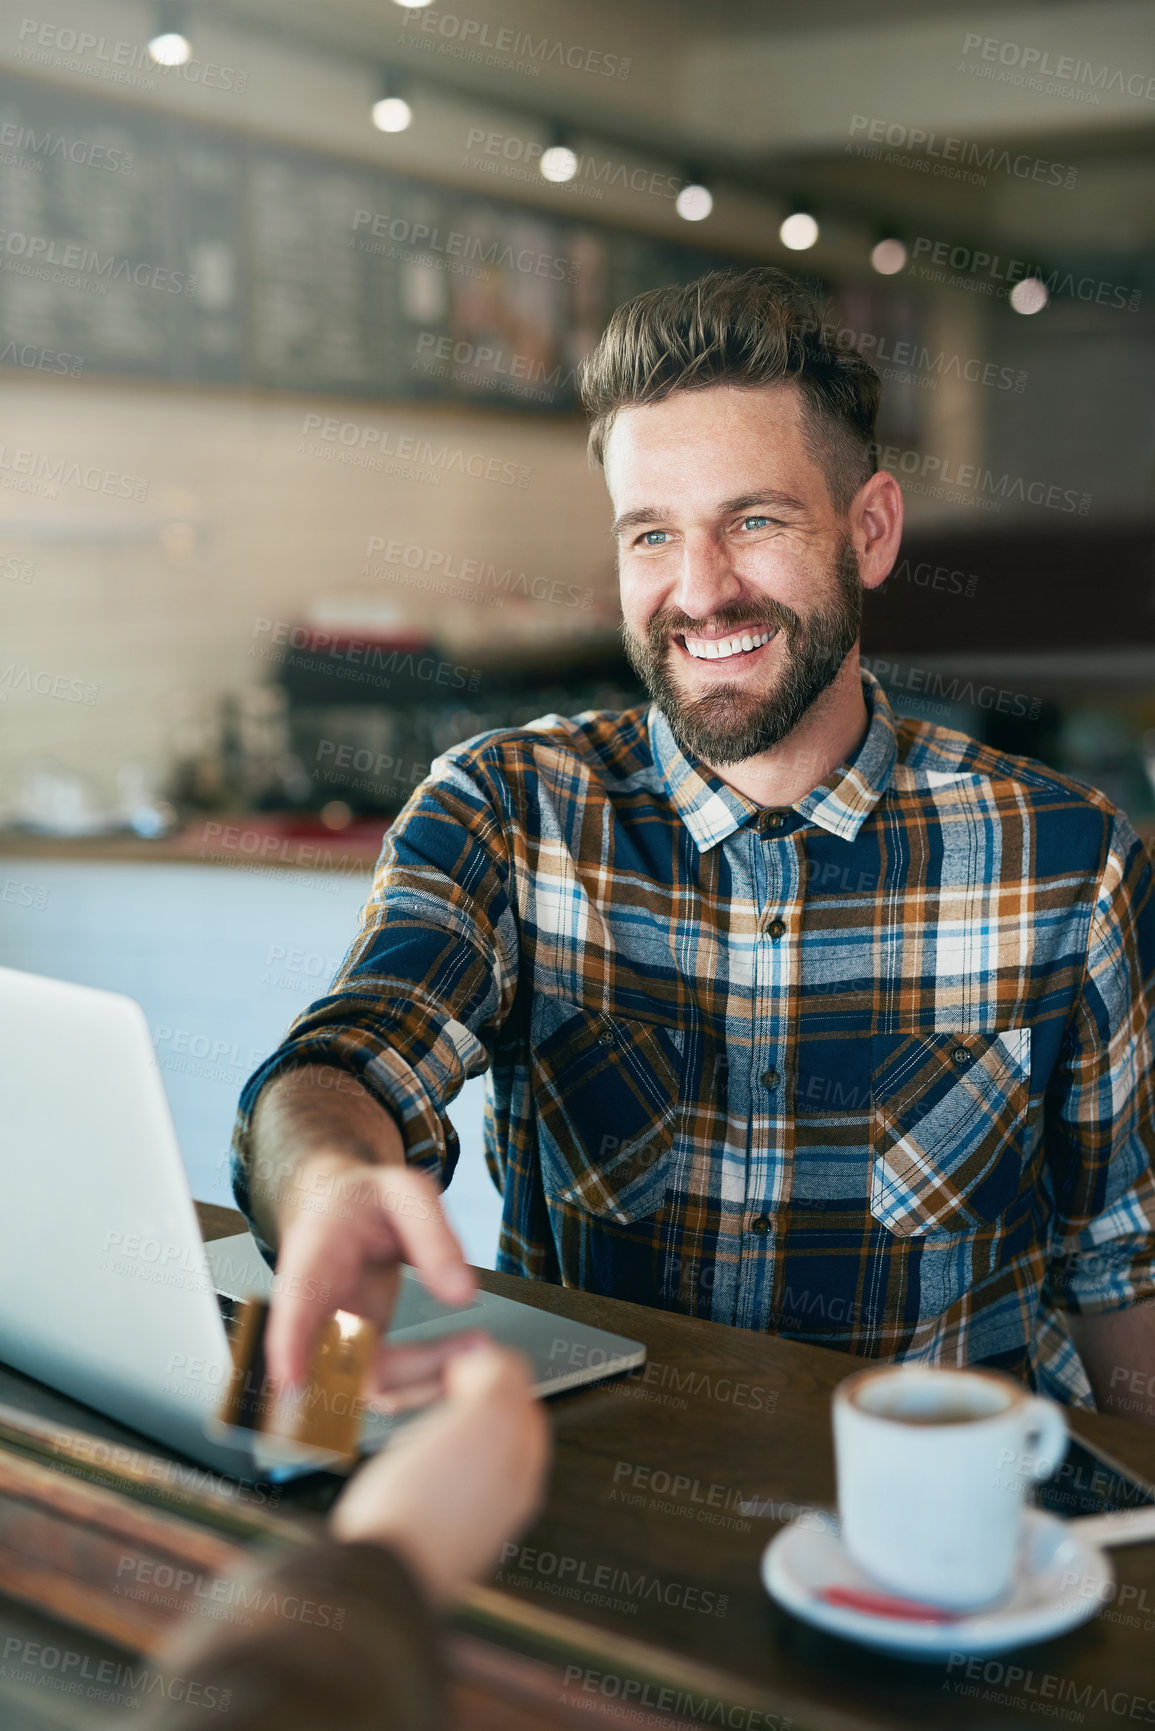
[0,966,645,1483]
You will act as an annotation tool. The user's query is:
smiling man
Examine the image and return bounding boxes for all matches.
[232,267,1155,1420]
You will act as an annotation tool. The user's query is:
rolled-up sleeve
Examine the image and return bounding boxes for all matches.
[1043,814,1155,1315]
[230,750,520,1242]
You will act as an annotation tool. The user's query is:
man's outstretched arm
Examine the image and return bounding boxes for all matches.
[231,756,520,1389]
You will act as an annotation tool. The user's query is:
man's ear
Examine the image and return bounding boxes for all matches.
[852,471,904,591]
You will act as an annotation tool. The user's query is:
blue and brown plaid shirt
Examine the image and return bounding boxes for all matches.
[232,669,1155,1406]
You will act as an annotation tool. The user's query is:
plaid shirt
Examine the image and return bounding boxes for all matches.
[232,669,1155,1407]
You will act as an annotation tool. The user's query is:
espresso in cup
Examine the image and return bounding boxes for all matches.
[832,1364,1067,1610]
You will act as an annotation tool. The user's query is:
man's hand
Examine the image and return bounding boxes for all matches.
[265,1149,475,1394]
[246,1065,476,1394]
[330,1343,550,1605]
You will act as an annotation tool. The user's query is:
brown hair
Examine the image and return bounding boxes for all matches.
[579,266,881,514]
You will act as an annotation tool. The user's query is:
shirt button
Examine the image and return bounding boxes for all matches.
[766,918,786,940]
[761,1068,780,1090]
[760,811,786,833]
[951,1044,972,1066]
[751,1214,772,1234]
[597,1028,615,1047]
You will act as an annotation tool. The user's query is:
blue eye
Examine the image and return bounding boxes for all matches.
[639,530,669,546]
[741,516,771,530]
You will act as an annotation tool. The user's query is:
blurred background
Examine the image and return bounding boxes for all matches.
[1,0,1153,1264]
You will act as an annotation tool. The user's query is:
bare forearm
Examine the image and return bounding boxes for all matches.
[246,1064,406,1248]
[1066,1298,1155,1426]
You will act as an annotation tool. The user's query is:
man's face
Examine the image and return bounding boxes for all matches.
[606,383,863,768]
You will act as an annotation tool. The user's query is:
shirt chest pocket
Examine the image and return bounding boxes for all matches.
[869,1027,1032,1238]
[529,994,684,1223]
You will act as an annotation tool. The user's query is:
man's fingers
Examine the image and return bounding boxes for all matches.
[263,1157,472,1392]
[366,1167,477,1308]
[264,1211,397,1390]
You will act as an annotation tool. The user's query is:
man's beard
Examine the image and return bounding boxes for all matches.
[621,537,863,769]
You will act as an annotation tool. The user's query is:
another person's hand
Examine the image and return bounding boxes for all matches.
[265,1150,475,1396]
[330,1342,550,1604]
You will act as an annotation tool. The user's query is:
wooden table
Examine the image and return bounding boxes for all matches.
[2,1201,1155,1731]
[156,1206,1155,1728]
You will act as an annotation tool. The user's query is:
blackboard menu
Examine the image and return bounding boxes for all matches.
[0,73,734,408]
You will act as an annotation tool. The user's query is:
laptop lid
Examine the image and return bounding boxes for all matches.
[0,966,261,1480]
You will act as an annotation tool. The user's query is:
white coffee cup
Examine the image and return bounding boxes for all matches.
[832,1363,1068,1609]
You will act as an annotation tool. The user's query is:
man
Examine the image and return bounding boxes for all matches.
[232,266,1155,1419]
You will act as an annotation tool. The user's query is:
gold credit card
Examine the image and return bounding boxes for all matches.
[208,1297,378,1473]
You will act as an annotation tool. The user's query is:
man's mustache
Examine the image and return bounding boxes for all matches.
[644,603,797,648]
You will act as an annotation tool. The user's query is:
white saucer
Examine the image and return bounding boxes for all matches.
[762,1507,1111,1658]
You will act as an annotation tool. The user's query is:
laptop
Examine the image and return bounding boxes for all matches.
[0,966,645,1484]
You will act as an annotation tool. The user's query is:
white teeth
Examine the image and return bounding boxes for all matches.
[684,629,774,662]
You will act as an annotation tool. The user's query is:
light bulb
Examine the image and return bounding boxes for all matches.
[372,97,412,133]
[147,31,191,66]
[676,184,713,222]
[871,238,907,275]
[540,145,577,183]
[1010,277,1048,315]
[780,212,819,251]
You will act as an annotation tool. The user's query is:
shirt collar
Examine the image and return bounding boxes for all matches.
[649,666,899,852]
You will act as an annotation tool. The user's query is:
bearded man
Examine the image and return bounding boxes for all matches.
[231,267,1155,1421]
